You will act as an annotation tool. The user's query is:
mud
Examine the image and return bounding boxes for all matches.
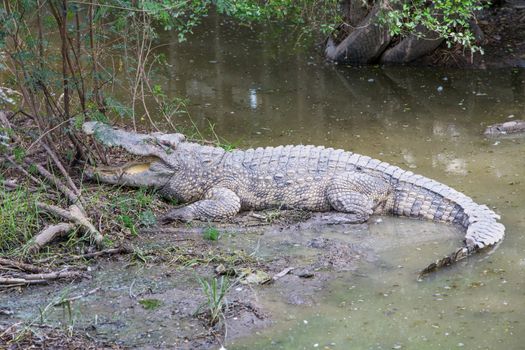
[0,211,453,349]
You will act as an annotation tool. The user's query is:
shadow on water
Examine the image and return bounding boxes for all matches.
[2,14,525,349]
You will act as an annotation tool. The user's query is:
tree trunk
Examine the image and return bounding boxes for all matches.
[379,26,444,64]
[325,4,391,64]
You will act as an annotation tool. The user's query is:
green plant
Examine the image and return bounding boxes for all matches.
[195,276,233,326]
[379,0,486,53]
[203,226,221,241]
[0,187,41,253]
[139,298,162,310]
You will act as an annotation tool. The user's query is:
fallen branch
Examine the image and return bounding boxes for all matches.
[36,202,104,246]
[28,223,76,254]
[0,258,47,274]
[0,277,48,285]
[30,161,85,213]
[16,270,86,282]
[0,269,86,287]
[41,142,82,197]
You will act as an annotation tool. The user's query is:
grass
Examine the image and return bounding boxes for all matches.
[105,187,159,236]
[195,276,233,326]
[203,226,221,241]
[0,186,41,254]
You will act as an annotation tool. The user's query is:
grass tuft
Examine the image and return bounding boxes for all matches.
[195,276,233,326]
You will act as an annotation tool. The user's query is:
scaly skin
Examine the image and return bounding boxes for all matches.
[83,122,505,276]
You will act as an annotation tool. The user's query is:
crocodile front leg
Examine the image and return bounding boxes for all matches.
[326,173,391,223]
[160,187,241,223]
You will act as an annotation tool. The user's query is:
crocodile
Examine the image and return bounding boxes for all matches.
[83,122,505,276]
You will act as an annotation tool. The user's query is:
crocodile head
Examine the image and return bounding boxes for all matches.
[83,122,185,189]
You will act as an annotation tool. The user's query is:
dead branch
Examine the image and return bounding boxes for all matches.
[30,161,85,213]
[3,155,44,185]
[0,270,86,286]
[36,202,104,246]
[28,223,75,254]
[41,142,82,196]
[0,258,47,274]
[0,277,47,285]
[19,270,86,281]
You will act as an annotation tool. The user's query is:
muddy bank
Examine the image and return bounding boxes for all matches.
[0,211,460,349]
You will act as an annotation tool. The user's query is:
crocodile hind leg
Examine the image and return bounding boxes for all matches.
[326,173,391,223]
[159,187,241,223]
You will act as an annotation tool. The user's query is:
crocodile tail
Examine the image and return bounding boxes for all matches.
[390,178,505,277]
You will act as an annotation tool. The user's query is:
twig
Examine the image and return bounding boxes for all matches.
[53,287,100,306]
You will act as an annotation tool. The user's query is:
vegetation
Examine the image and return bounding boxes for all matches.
[203,226,221,241]
[196,275,233,326]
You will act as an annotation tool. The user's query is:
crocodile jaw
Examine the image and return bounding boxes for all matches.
[85,157,173,189]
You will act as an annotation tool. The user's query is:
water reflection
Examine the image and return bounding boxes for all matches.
[249,88,258,109]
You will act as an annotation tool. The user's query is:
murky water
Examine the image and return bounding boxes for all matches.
[157,16,525,349]
[3,15,525,349]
